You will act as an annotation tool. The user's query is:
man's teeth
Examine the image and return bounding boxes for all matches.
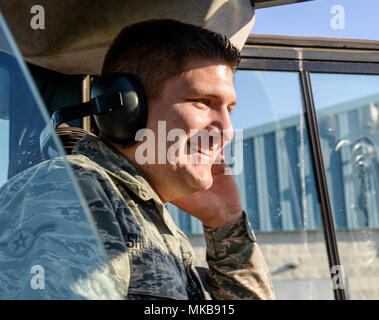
[189,145,213,157]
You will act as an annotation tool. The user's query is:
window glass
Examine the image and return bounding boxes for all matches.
[231,71,332,299]
[230,70,324,234]
[311,73,379,299]
[0,14,122,299]
[0,67,9,186]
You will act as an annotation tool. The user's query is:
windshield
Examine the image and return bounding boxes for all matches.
[0,13,122,299]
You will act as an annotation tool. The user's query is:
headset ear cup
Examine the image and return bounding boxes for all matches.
[91,73,148,147]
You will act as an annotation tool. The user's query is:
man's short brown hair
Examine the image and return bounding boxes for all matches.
[101,19,240,99]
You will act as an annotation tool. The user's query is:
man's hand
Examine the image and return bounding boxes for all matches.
[170,161,242,228]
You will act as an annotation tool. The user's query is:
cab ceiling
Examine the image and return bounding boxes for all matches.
[0,0,312,75]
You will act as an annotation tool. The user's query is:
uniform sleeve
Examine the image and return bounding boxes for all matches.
[70,164,131,298]
[203,211,275,300]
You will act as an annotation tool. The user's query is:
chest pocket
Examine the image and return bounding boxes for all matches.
[108,176,191,299]
[119,198,189,299]
[125,203,189,299]
[127,248,189,299]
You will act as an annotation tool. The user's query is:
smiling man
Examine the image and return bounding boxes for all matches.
[68,19,275,299]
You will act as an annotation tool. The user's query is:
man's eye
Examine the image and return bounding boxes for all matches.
[193,99,210,106]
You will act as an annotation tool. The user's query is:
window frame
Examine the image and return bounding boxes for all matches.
[239,34,379,300]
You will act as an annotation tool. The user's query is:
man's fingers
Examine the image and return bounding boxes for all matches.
[211,161,230,175]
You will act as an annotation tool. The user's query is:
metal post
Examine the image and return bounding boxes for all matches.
[300,70,346,300]
[81,75,91,131]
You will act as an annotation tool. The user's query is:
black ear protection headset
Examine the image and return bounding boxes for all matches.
[40,73,148,158]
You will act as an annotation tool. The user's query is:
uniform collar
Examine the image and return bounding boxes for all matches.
[72,135,161,204]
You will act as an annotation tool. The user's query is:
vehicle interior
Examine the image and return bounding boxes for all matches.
[0,0,378,300]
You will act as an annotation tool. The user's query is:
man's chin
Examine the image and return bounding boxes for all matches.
[185,166,213,192]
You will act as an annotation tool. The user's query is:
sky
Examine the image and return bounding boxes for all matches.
[252,0,379,40]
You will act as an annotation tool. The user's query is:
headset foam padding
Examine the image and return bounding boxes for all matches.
[91,73,148,147]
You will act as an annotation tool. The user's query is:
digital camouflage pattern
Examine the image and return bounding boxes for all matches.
[0,154,124,299]
[204,217,275,299]
[68,135,275,300]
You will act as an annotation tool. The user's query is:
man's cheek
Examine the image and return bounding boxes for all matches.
[166,129,188,165]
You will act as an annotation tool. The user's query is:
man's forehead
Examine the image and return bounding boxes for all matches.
[179,64,236,97]
[180,60,234,83]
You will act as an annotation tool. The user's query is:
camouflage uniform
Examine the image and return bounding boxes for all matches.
[67,135,275,300]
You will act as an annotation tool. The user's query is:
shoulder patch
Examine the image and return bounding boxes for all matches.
[0,223,56,257]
